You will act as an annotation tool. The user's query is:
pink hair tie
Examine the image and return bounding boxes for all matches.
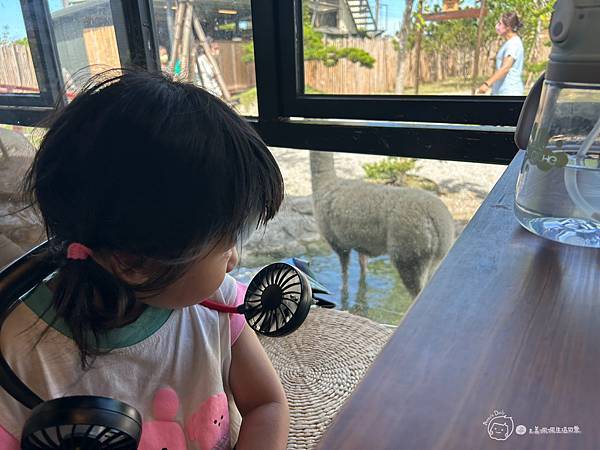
[66,242,93,260]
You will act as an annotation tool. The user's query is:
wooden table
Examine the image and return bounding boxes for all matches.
[315,151,600,450]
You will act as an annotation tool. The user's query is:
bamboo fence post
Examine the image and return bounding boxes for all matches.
[180,3,194,79]
[189,44,198,82]
[169,1,186,71]
[192,15,232,101]
[166,0,175,49]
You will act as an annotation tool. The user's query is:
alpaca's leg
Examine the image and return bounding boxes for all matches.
[352,274,369,316]
[358,253,369,278]
[335,249,351,309]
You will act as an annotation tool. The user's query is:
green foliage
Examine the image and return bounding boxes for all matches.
[217,23,236,32]
[235,86,257,109]
[303,24,375,68]
[403,0,554,83]
[242,42,254,64]
[243,17,375,68]
[363,158,418,184]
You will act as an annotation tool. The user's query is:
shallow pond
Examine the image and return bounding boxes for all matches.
[232,250,415,326]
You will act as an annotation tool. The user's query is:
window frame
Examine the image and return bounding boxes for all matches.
[272,0,524,126]
[0,1,63,114]
[251,0,520,164]
[0,0,158,126]
[0,0,522,165]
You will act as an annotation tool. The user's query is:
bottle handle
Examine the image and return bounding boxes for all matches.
[515,74,545,150]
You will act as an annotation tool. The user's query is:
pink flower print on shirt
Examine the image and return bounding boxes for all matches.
[138,387,187,450]
[185,392,230,450]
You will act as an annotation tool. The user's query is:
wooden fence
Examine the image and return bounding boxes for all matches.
[214,41,256,94]
[304,37,505,94]
[82,26,120,75]
[0,35,255,96]
[2,35,544,98]
[0,44,38,94]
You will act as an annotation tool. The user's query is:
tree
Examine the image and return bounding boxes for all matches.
[243,9,375,69]
[394,0,415,94]
[400,0,554,90]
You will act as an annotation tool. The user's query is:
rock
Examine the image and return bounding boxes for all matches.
[243,195,321,260]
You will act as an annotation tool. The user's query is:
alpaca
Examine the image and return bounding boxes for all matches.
[310,151,454,298]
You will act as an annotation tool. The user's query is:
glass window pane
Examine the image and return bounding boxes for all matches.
[152,0,256,115]
[231,148,504,325]
[0,125,45,268]
[48,0,122,97]
[0,2,41,94]
[302,0,554,96]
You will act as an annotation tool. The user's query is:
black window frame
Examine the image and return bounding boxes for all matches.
[0,0,522,165]
[0,0,63,124]
[273,0,524,126]
[250,0,520,164]
[0,0,158,126]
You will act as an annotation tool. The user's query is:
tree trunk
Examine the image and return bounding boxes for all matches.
[414,0,424,94]
[471,0,487,94]
[526,1,546,87]
[394,0,415,94]
[436,52,442,82]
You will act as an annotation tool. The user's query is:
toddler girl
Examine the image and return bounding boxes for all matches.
[0,69,289,449]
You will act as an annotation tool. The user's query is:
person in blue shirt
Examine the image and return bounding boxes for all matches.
[477,12,525,96]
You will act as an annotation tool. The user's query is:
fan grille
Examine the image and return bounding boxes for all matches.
[22,424,136,450]
[246,263,308,336]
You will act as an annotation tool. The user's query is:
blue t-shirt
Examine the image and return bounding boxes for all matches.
[492,36,524,96]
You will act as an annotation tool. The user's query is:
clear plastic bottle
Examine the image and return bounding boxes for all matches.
[514,81,600,247]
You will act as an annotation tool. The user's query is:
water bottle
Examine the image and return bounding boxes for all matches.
[514,0,600,247]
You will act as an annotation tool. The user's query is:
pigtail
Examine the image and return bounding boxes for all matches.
[45,240,139,369]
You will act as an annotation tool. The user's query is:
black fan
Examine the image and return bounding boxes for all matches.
[243,262,312,337]
[20,397,141,450]
[202,260,333,336]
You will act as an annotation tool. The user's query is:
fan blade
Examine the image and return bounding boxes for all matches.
[279,303,294,321]
[274,267,288,286]
[280,279,301,291]
[279,271,298,291]
[281,298,299,313]
[250,309,267,327]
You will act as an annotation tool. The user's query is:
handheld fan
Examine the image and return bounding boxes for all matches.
[20,396,141,449]
[202,259,334,337]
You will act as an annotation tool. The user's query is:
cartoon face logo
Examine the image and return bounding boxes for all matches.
[487,415,514,441]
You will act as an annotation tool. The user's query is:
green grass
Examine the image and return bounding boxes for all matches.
[411,76,478,95]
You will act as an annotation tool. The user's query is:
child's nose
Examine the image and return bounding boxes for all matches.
[226,247,239,273]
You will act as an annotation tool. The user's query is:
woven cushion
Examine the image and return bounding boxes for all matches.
[260,308,393,449]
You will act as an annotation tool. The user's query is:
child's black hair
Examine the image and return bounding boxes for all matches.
[22,69,284,367]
